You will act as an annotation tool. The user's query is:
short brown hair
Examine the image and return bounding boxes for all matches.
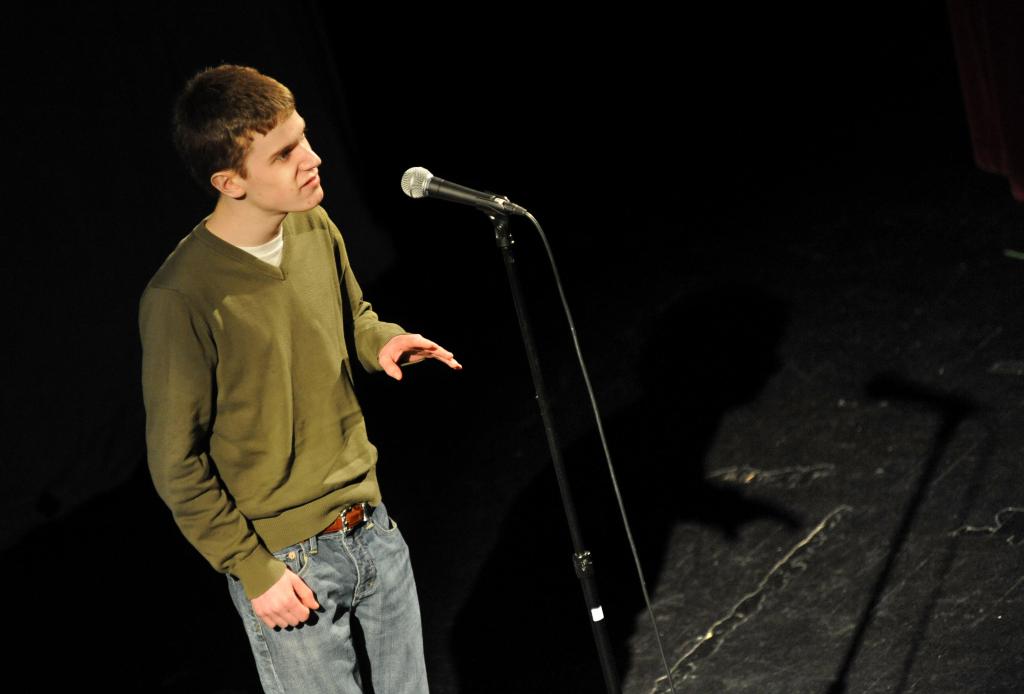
[172,64,296,197]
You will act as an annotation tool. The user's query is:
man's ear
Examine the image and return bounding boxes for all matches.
[210,169,246,199]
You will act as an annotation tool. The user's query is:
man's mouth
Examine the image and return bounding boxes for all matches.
[302,173,320,189]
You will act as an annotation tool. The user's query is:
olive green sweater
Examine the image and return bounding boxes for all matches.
[139,205,406,600]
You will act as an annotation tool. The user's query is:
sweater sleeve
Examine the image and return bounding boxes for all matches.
[139,286,285,600]
[324,211,408,373]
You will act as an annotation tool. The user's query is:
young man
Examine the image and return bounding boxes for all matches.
[139,64,458,693]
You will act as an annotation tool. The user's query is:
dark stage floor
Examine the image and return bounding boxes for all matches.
[8,160,1022,693]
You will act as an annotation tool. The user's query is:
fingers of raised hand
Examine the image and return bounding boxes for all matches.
[382,334,462,372]
[412,341,461,368]
[428,345,461,369]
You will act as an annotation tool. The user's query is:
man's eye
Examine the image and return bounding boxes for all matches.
[279,150,292,161]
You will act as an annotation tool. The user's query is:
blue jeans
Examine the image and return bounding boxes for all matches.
[227,502,429,693]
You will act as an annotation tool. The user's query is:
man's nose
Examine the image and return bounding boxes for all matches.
[300,140,322,168]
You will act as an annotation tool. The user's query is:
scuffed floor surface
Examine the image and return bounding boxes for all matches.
[613,166,1024,693]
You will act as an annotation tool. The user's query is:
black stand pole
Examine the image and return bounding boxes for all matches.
[490,212,620,694]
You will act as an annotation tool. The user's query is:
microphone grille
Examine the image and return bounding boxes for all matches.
[401,167,434,199]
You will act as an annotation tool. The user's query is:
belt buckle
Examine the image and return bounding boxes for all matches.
[341,501,367,533]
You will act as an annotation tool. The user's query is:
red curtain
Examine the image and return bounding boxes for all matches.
[948,0,1024,201]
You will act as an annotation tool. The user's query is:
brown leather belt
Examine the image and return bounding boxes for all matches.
[319,502,369,535]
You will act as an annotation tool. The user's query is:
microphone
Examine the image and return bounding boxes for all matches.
[401,167,528,217]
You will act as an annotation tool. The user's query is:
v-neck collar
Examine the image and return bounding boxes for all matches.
[194,214,290,280]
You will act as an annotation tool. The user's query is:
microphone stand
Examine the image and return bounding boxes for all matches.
[489,212,620,694]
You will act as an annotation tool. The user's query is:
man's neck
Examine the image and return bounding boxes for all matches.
[205,197,286,247]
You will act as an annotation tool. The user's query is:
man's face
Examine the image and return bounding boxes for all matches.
[228,109,324,212]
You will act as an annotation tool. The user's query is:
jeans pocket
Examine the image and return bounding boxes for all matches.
[371,503,400,537]
[272,542,310,577]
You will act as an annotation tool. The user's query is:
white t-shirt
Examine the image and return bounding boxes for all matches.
[237,224,284,267]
